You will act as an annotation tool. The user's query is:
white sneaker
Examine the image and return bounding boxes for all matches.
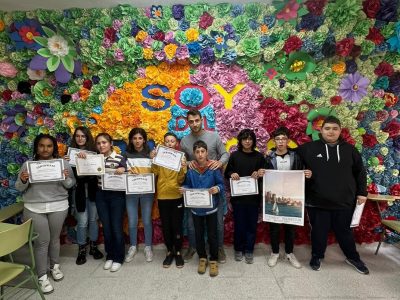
[125,245,137,263]
[267,253,279,267]
[50,264,64,281]
[144,246,153,262]
[38,274,54,294]
[110,262,122,272]
[104,260,113,270]
[286,253,301,269]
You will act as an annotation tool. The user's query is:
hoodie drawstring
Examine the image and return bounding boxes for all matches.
[325,144,340,162]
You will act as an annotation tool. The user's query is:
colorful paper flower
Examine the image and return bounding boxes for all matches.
[339,72,370,102]
[210,31,228,51]
[29,27,81,83]
[150,5,163,19]
[306,107,337,140]
[9,19,44,50]
[0,62,18,78]
[283,51,316,81]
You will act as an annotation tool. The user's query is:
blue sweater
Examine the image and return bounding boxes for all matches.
[183,167,224,216]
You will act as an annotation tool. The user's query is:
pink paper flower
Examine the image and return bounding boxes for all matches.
[276,0,300,21]
[0,62,18,78]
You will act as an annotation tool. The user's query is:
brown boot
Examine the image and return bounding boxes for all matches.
[198,258,208,274]
[209,261,219,277]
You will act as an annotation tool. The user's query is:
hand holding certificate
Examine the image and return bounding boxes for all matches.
[230,176,259,196]
[152,145,184,172]
[76,154,105,176]
[66,148,96,167]
[27,159,65,183]
[183,189,213,208]
[126,174,155,194]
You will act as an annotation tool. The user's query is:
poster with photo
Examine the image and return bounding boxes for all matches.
[263,170,305,226]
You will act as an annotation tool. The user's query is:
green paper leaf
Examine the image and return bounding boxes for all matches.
[306,124,313,135]
[298,7,308,17]
[37,48,51,58]
[68,48,77,57]
[47,56,60,72]
[288,19,297,27]
[33,36,48,47]
[312,131,320,141]
[61,55,74,73]
[42,26,56,38]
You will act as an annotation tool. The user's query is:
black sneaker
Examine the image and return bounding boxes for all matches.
[175,252,184,268]
[345,258,369,275]
[76,245,87,265]
[163,253,174,268]
[309,256,321,271]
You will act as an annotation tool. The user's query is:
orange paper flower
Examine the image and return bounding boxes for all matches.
[332,61,346,75]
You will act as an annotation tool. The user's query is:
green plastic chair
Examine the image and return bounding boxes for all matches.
[0,219,45,300]
[0,202,24,222]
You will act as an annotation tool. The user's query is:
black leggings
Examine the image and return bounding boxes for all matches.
[269,223,295,254]
[158,199,184,253]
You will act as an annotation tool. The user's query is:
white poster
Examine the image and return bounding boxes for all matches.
[263,170,305,226]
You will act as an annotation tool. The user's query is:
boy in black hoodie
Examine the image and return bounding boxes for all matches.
[297,116,369,275]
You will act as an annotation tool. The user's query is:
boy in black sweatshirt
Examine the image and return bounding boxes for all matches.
[297,116,369,275]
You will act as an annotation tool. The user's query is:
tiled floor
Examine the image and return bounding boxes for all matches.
[6,242,400,299]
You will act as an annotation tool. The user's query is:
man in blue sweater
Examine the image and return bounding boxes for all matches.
[297,116,369,275]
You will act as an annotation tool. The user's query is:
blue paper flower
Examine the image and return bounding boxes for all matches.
[9,19,44,50]
[150,5,163,19]
[180,88,204,107]
[210,31,228,51]
[387,22,400,53]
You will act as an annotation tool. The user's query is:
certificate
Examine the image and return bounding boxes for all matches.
[183,189,213,208]
[152,145,184,172]
[66,148,96,167]
[230,176,259,196]
[350,202,365,228]
[102,172,126,191]
[126,173,155,194]
[27,159,65,183]
[76,154,105,176]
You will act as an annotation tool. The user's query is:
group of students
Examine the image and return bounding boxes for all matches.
[15,109,370,294]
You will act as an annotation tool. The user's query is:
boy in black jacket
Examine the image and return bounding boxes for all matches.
[297,116,369,274]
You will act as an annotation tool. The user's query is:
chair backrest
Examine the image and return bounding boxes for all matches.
[0,202,24,222]
[0,219,32,257]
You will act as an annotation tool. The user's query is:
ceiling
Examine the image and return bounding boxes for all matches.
[1,0,275,12]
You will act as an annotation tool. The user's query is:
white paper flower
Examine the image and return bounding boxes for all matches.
[47,35,69,57]
[27,68,46,80]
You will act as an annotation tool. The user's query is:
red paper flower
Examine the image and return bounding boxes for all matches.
[199,12,214,30]
[366,27,384,45]
[283,36,303,54]
[384,93,398,107]
[2,89,12,101]
[350,45,362,58]
[18,25,40,44]
[304,0,328,16]
[374,62,394,77]
[330,95,342,105]
[341,128,356,145]
[390,183,400,196]
[336,37,355,57]
[362,133,378,148]
[104,27,116,43]
[383,119,400,138]
[367,182,378,194]
[83,79,93,90]
[276,0,300,21]
[362,0,380,18]
[153,31,165,41]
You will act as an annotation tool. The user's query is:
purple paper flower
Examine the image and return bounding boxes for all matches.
[345,60,358,74]
[172,4,184,20]
[200,47,215,64]
[114,49,125,61]
[376,0,399,22]
[112,20,123,31]
[176,45,189,60]
[388,72,400,96]
[339,72,370,102]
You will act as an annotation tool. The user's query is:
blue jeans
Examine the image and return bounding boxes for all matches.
[126,193,154,246]
[75,197,99,245]
[186,193,226,248]
[95,190,125,263]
